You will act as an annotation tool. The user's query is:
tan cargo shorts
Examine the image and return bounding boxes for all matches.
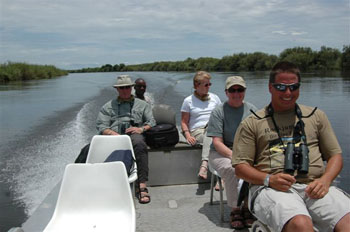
[249,183,350,232]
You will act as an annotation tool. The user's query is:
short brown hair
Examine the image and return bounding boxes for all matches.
[269,61,301,83]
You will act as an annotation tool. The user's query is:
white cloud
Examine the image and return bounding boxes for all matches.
[272,31,288,35]
[0,0,349,69]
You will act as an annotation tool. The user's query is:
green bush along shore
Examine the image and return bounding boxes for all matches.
[72,45,350,73]
[0,62,68,82]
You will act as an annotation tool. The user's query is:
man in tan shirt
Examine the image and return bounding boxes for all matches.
[232,61,349,232]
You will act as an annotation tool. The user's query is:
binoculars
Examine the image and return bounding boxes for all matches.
[120,119,139,135]
[284,142,309,174]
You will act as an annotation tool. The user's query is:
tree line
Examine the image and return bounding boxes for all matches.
[71,46,350,73]
[0,62,68,82]
[1,46,349,82]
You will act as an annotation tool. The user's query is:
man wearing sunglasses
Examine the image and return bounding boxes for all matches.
[207,76,257,229]
[96,75,156,204]
[232,61,349,232]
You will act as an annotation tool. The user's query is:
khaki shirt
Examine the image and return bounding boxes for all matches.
[232,104,342,184]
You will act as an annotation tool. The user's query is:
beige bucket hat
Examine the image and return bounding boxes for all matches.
[113,75,135,88]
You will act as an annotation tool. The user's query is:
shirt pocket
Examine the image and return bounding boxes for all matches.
[131,109,143,125]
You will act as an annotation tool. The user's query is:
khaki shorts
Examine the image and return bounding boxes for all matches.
[249,184,350,232]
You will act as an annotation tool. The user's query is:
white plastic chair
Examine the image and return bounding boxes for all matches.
[86,135,138,185]
[44,162,136,232]
[251,221,273,232]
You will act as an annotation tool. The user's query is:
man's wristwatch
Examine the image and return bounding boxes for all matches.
[140,127,144,133]
[264,174,271,187]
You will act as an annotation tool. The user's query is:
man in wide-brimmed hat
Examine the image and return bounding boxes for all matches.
[96,74,156,204]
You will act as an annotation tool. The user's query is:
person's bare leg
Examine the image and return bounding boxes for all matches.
[282,215,313,232]
[198,160,208,179]
[335,213,350,232]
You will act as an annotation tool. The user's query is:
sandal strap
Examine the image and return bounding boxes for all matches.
[139,187,149,193]
[230,209,244,221]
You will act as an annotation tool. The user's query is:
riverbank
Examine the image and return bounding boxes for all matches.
[0,62,68,82]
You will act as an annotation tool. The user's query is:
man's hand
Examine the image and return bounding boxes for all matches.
[269,173,296,192]
[103,129,119,135]
[305,178,330,199]
[126,127,143,134]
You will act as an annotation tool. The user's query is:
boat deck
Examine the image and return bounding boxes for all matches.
[22,182,251,232]
[136,183,250,232]
[21,144,255,232]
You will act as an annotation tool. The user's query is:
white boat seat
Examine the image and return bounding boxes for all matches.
[86,135,138,185]
[44,162,135,232]
[251,221,273,232]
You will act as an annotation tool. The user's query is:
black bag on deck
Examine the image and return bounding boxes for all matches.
[144,123,179,149]
[145,104,179,148]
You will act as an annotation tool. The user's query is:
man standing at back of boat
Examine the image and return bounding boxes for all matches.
[96,75,156,204]
[232,61,350,231]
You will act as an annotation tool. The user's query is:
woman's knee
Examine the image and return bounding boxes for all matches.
[219,165,235,179]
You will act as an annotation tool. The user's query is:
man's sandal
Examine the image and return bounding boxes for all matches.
[242,207,256,228]
[138,187,151,204]
[198,165,208,179]
[230,208,245,230]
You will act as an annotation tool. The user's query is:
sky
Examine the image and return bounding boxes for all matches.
[0,0,349,70]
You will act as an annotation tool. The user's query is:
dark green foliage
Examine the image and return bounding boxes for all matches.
[71,46,348,73]
[341,45,350,71]
[0,62,68,82]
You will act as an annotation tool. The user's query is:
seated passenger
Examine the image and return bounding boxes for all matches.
[77,75,156,204]
[233,61,350,232]
[180,71,221,180]
[207,76,257,229]
[134,78,153,105]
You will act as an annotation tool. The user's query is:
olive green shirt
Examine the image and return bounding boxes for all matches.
[232,104,342,184]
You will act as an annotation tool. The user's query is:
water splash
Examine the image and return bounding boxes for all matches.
[4,101,95,216]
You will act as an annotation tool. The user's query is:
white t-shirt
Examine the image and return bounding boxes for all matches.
[181,92,221,130]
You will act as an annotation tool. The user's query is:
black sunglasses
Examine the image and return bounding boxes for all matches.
[228,87,245,93]
[272,83,300,92]
[202,83,212,87]
[118,86,131,90]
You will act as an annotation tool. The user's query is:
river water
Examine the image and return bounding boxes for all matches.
[0,71,349,231]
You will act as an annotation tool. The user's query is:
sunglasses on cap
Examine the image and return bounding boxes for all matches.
[227,87,245,93]
[272,83,300,92]
[118,86,131,90]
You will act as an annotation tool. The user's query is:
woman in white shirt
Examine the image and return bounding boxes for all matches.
[181,71,221,179]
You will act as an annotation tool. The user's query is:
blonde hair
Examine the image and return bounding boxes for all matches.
[193,71,211,88]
